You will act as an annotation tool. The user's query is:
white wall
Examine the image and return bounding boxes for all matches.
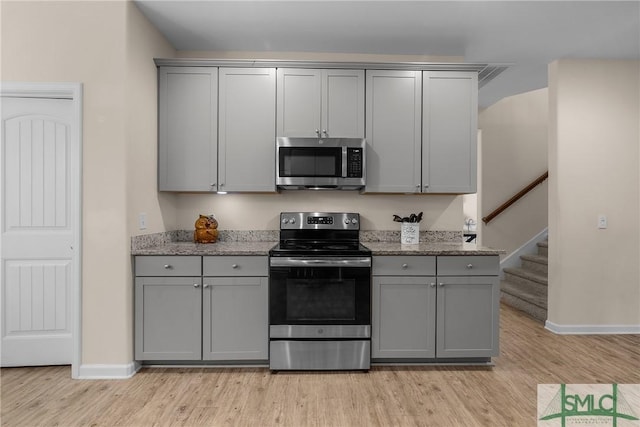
[478,88,548,257]
[548,59,640,328]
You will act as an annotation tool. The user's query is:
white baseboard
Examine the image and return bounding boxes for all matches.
[77,362,140,379]
[500,227,548,279]
[545,321,640,335]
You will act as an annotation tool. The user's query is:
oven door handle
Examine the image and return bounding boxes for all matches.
[270,257,371,268]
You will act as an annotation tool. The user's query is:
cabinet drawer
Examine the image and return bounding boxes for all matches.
[135,256,202,277]
[437,256,499,276]
[373,256,436,276]
[203,256,268,276]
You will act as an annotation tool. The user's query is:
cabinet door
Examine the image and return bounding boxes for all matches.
[365,70,422,193]
[202,277,268,360]
[322,69,364,138]
[219,68,276,192]
[372,276,436,359]
[436,276,499,358]
[423,71,478,193]
[158,67,218,192]
[276,68,321,137]
[135,277,202,360]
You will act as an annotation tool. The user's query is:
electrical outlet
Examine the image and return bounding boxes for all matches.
[597,214,607,229]
[139,213,147,230]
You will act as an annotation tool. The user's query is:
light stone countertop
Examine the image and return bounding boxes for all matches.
[132,240,503,256]
[131,230,503,256]
[362,241,504,256]
[132,241,278,256]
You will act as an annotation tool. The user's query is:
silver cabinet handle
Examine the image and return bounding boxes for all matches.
[322,129,327,136]
[193,283,200,288]
[163,264,171,269]
[429,283,436,287]
[401,263,408,269]
[467,264,473,269]
[315,129,320,136]
[203,284,209,288]
[210,182,216,187]
[438,283,445,287]
[231,264,238,269]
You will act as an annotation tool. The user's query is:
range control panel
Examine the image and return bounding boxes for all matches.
[280,212,360,230]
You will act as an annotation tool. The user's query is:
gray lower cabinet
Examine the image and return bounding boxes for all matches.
[203,256,268,361]
[134,255,268,362]
[372,275,436,358]
[372,256,436,359]
[436,256,500,358]
[372,255,499,362]
[135,256,203,360]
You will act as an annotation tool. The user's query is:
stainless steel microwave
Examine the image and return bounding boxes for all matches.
[276,137,366,190]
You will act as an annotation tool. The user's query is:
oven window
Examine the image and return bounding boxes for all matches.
[286,278,355,321]
[269,265,371,325]
[280,147,341,177]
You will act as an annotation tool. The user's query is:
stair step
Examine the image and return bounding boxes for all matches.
[501,291,547,323]
[537,240,548,257]
[501,279,547,309]
[520,254,548,275]
[503,267,548,286]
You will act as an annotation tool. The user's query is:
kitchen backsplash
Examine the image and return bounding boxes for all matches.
[131,229,462,251]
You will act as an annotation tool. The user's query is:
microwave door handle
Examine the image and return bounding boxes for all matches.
[342,146,348,178]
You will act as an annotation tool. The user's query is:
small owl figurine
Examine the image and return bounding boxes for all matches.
[194,214,218,243]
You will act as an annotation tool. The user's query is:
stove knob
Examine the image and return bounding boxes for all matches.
[290,218,296,224]
[282,218,289,224]
[351,218,358,224]
[344,218,350,224]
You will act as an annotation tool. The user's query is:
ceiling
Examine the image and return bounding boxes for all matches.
[134,1,640,107]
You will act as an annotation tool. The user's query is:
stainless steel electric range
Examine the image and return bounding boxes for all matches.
[268,212,372,371]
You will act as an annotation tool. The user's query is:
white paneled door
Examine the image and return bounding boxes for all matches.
[1,94,79,367]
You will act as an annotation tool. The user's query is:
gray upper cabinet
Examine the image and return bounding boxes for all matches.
[277,68,364,138]
[422,71,478,193]
[218,68,276,192]
[365,70,422,193]
[159,67,218,192]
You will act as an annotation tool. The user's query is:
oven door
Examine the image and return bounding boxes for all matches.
[269,257,371,333]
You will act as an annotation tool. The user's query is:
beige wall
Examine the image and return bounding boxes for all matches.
[478,88,548,257]
[126,2,177,236]
[2,0,174,365]
[548,59,640,326]
[174,192,462,232]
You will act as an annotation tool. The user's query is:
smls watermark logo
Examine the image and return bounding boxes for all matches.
[538,384,640,426]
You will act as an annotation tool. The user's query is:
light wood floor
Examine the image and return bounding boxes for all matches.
[2,304,639,427]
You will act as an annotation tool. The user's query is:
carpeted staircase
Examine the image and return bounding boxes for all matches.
[500,239,548,322]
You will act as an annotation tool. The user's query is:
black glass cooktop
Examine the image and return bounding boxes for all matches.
[269,240,371,257]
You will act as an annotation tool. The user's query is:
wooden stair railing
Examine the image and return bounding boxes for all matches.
[482,171,548,225]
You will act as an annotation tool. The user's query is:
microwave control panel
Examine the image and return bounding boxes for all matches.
[347,148,363,178]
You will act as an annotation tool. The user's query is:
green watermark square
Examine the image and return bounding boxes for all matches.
[538,384,640,427]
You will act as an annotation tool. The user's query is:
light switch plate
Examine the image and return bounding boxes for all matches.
[139,212,147,230]
[597,214,607,229]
